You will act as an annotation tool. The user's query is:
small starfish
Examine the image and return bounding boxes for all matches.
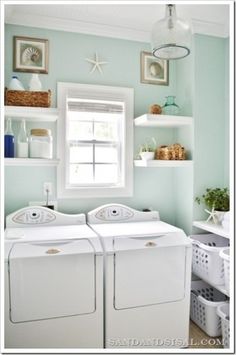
[205,207,218,224]
[85,52,108,74]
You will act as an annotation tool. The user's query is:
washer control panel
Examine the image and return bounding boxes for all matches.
[6,206,86,228]
[12,208,56,225]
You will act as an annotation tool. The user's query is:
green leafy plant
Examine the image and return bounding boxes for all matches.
[195,187,229,211]
[139,137,157,153]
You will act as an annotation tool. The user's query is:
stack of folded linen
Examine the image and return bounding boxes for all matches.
[222,212,230,230]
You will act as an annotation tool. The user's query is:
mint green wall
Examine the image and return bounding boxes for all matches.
[224,38,229,187]
[5,24,178,225]
[193,34,229,223]
[174,51,194,233]
[4,25,229,235]
[5,24,176,114]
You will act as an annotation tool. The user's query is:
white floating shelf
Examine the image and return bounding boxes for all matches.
[193,220,229,239]
[5,158,59,167]
[134,160,193,168]
[4,106,59,122]
[134,114,193,127]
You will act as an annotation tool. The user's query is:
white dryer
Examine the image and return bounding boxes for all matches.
[4,206,103,349]
[87,204,192,349]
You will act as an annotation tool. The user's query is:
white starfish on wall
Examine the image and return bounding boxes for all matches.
[85,52,108,74]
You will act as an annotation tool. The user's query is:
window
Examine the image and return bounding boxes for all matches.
[57,83,133,198]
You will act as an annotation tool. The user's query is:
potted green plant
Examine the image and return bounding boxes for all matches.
[139,137,157,161]
[195,187,229,224]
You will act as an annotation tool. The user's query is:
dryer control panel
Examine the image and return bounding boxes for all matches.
[6,206,86,228]
[95,205,134,221]
[87,204,160,224]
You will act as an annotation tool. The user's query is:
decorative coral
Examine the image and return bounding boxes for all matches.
[149,104,162,114]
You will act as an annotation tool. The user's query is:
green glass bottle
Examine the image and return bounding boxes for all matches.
[162,96,180,115]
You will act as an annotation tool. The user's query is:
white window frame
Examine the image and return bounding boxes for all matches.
[57,82,134,198]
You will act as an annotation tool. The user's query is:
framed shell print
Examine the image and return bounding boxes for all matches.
[141,51,168,85]
[13,36,49,74]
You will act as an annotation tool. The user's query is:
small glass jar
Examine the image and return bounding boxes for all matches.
[29,129,53,159]
[162,96,180,115]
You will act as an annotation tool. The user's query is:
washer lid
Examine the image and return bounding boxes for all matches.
[9,239,96,323]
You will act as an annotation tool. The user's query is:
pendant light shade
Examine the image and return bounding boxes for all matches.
[151,4,191,60]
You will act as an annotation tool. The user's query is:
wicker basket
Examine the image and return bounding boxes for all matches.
[169,143,186,160]
[156,145,170,160]
[5,88,51,107]
[156,143,186,160]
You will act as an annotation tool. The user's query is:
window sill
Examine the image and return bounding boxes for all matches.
[57,185,133,199]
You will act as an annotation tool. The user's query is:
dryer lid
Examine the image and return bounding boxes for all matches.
[113,231,191,252]
[114,243,189,310]
[108,228,192,310]
[89,220,182,238]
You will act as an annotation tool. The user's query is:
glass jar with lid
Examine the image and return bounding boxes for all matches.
[29,129,53,159]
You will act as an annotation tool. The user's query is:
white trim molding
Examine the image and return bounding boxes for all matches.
[5,11,229,40]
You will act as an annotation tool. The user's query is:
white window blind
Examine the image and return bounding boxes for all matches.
[66,98,124,187]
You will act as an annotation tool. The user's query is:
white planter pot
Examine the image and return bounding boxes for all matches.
[140,152,155,160]
[214,211,226,224]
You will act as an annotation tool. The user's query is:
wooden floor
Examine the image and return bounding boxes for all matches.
[189,321,223,348]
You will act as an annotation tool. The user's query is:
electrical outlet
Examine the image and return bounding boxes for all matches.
[43,182,53,196]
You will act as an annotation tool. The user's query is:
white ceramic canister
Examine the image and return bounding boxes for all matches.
[29,129,53,159]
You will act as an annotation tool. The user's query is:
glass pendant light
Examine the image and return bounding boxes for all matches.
[151,4,191,60]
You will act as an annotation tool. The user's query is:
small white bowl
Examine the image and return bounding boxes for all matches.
[140,152,155,160]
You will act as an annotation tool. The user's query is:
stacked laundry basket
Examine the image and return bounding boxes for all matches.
[190,232,230,348]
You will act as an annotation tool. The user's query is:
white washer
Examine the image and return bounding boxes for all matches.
[4,206,103,349]
[87,204,192,349]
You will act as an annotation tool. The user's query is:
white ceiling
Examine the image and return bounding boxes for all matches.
[5,3,230,41]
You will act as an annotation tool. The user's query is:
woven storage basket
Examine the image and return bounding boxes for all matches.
[169,143,186,160]
[156,145,170,160]
[156,143,186,160]
[5,89,51,107]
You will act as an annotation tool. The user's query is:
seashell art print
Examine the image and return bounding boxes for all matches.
[21,46,42,66]
[14,36,48,74]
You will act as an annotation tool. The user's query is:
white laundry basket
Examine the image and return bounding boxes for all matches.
[190,280,228,337]
[190,234,229,285]
[217,303,230,348]
[219,248,230,293]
